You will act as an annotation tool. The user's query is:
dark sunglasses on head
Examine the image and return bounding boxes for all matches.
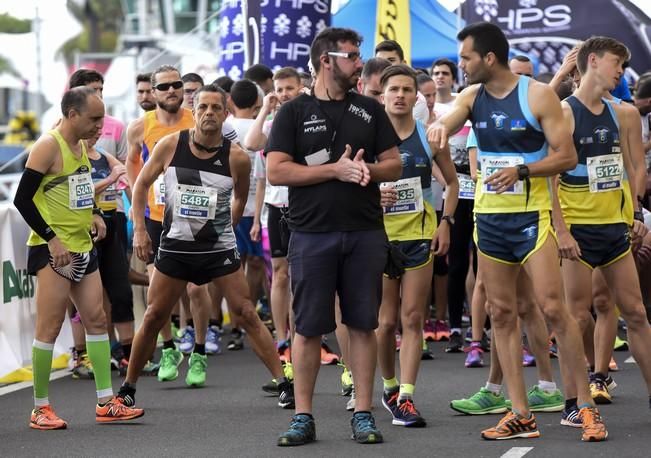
[155,81,183,91]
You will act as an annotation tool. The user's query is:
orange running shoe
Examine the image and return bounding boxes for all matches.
[608,356,619,372]
[320,341,340,365]
[481,411,540,440]
[30,405,67,430]
[579,406,608,442]
[96,397,145,423]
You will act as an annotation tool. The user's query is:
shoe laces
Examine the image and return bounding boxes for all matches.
[160,349,177,366]
[34,405,57,420]
[464,343,483,354]
[579,407,604,429]
[190,354,207,370]
[288,415,312,433]
[398,399,419,416]
[353,413,377,432]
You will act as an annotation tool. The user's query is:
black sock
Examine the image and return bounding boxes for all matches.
[194,343,206,355]
[209,319,221,328]
[232,328,242,337]
[187,319,194,329]
[122,343,132,360]
[163,339,176,350]
[565,397,577,410]
[171,314,180,328]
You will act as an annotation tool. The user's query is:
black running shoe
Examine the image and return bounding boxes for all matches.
[117,384,136,407]
[446,331,464,353]
[278,381,295,409]
[277,414,316,446]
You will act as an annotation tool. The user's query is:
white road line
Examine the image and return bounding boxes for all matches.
[0,370,71,397]
[500,447,534,458]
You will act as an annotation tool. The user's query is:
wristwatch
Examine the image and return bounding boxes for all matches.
[441,215,455,226]
[516,164,530,180]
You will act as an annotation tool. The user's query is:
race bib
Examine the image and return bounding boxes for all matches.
[481,156,524,195]
[154,174,166,205]
[68,173,94,210]
[99,183,118,203]
[384,177,424,215]
[458,173,476,200]
[175,184,218,220]
[587,154,623,192]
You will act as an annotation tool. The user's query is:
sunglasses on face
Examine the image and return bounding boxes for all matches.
[155,81,183,91]
[327,51,362,62]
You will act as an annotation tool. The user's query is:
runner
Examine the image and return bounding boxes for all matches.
[427,22,607,441]
[13,86,144,429]
[376,64,458,428]
[118,84,293,408]
[136,73,156,112]
[356,57,391,102]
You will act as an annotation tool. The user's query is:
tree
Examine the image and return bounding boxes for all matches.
[0,13,31,77]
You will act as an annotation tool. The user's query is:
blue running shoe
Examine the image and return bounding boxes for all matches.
[277,414,316,446]
[206,325,221,355]
[179,327,195,354]
[560,405,582,428]
[351,411,383,444]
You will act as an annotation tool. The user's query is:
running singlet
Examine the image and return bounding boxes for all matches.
[142,108,195,222]
[27,129,94,252]
[559,96,631,225]
[383,121,437,241]
[159,130,236,254]
[90,148,118,212]
[471,75,549,214]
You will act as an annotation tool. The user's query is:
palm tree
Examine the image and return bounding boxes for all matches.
[0,12,31,77]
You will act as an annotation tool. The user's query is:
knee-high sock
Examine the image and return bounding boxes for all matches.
[32,340,54,406]
[86,334,113,400]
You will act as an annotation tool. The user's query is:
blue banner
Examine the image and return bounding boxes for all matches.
[217,0,331,79]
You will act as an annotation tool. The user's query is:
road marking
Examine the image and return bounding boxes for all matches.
[501,447,534,458]
[0,370,70,397]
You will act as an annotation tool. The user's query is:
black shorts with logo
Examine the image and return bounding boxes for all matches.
[154,248,241,285]
[267,204,290,258]
[145,218,163,265]
[569,222,631,269]
[27,244,99,277]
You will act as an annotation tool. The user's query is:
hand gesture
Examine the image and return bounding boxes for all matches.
[484,167,519,194]
[47,237,71,267]
[133,229,153,262]
[91,214,107,242]
[334,144,366,185]
[557,230,581,261]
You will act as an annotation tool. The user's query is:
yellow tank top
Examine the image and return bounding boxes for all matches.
[143,108,195,222]
[27,129,94,252]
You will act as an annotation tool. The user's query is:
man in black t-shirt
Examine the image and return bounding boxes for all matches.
[266,27,402,446]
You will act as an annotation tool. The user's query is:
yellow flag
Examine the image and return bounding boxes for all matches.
[375,0,411,65]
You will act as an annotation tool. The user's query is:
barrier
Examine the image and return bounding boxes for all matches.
[0,203,72,382]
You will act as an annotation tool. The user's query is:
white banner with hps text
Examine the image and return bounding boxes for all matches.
[0,203,72,379]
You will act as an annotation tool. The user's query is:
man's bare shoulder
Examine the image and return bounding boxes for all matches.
[127,116,145,141]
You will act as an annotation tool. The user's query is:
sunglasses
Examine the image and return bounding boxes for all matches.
[155,81,183,91]
[327,51,362,62]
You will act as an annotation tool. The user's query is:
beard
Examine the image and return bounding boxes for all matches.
[157,97,182,114]
[140,101,156,111]
[333,61,361,92]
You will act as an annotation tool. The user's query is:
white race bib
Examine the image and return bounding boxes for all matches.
[175,184,217,220]
[481,156,524,195]
[154,174,166,205]
[68,173,94,210]
[587,154,623,193]
[384,177,424,215]
[458,173,476,200]
[99,183,118,203]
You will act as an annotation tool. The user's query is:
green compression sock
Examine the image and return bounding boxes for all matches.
[86,334,113,401]
[32,340,54,406]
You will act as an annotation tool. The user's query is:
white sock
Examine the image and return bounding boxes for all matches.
[485,382,502,395]
[538,380,557,393]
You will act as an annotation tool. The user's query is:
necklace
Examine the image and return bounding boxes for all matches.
[191,131,222,153]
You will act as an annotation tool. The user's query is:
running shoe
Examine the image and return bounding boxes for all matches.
[185,352,207,387]
[141,360,159,376]
[506,386,564,412]
[381,389,399,417]
[205,325,221,355]
[157,348,183,382]
[320,341,339,365]
[385,395,426,427]
[227,329,244,351]
[613,336,629,351]
[423,319,437,341]
[347,387,356,411]
[278,380,295,409]
[480,331,491,352]
[464,342,484,368]
[450,388,508,415]
[117,384,136,407]
[283,361,294,381]
[351,411,383,444]
[277,340,291,363]
[277,414,316,446]
[262,379,281,395]
[609,356,619,372]
[179,327,195,354]
[445,331,464,353]
[72,351,94,379]
[605,375,617,391]
[171,322,181,342]
[560,405,582,428]
[549,340,558,358]
[96,397,145,423]
[421,339,434,360]
[481,411,540,440]
[522,347,536,367]
[589,374,612,404]
[434,320,451,341]
[30,405,67,430]
[579,406,608,442]
[340,363,353,396]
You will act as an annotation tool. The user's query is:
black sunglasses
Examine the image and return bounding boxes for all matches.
[155,81,183,91]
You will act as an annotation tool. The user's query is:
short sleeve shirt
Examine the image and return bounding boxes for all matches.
[265,92,400,232]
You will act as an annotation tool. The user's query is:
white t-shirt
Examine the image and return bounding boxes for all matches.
[413,91,429,126]
[229,117,257,217]
[435,99,472,168]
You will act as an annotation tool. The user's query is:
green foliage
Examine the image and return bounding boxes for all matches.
[0,13,31,34]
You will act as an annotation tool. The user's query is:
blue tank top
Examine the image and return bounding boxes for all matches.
[471,75,550,213]
[559,96,629,224]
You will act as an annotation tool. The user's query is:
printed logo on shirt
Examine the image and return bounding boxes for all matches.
[490,112,508,130]
[510,119,527,131]
[475,121,488,129]
[214,159,223,166]
[348,104,372,123]
[522,224,537,239]
[579,137,594,145]
[303,114,327,133]
[594,127,609,143]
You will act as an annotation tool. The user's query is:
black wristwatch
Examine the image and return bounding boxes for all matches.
[92,207,104,217]
[634,210,644,223]
[441,215,455,226]
[516,164,530,180]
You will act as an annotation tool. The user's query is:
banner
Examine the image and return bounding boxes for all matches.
[217,0,332,79]
[464,0,651,75]
[375,0,412,65]
[0,203,72,380]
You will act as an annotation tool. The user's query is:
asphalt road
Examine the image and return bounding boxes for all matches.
[0,337,648,457]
